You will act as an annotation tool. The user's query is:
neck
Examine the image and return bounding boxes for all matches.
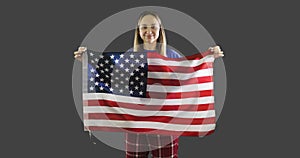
[143,42,157,50]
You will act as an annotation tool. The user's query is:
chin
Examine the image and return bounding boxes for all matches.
[143,39,154,43]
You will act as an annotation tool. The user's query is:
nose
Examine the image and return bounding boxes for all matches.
[146,27,152,33]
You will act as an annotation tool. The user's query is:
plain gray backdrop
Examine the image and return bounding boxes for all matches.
[1,0,299,158]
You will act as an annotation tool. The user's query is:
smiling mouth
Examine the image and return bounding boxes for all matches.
[145,34,154,39]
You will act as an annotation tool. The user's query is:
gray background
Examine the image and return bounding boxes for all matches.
[1,0,299,158]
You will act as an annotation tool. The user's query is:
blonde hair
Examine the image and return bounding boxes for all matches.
[133,11,167,57]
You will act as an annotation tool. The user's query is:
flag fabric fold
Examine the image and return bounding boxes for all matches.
[82,50,215,136]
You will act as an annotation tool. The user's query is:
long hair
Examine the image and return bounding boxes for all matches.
[133,11,167,57]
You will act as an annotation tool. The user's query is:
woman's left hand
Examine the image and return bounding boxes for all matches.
[209,46,224,58]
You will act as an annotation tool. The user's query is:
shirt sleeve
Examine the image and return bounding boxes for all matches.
[126,48,134,53]
[166,48,182,58]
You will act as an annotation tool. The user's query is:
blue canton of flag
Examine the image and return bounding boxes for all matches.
[87,50,148,98]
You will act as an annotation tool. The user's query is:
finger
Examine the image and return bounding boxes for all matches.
[212,47,223,54]
[216,51,223,55]
[74,54,82,58]
[74,50,84,55]
[217,53,224,57]
[79,47,87,51]
[215,52,224,56]
[214,46,220,50]
[214,53,224,58]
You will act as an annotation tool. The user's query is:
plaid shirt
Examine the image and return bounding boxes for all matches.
[126,133,179,158]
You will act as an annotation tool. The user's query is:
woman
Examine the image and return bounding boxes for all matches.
[74,11,224,158]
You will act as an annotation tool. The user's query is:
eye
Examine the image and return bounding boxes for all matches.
[139,26,147,30]
[151,25,160,30]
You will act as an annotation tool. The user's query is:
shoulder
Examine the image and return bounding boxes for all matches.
[126,48,134,52]
[166,48,182,58]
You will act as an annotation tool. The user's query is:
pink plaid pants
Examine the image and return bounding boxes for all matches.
[125,133,179,158]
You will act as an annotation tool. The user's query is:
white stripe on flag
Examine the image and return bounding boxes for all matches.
[147,82,213,92]
[148,55,214,67]
[147,68,213,80]
[83,93,214,105]
[84,120,216,132]
[84,106,215,118]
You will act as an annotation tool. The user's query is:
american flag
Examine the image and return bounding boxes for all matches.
[82,50,216,136]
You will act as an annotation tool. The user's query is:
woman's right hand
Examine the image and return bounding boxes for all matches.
[74,47,87,61]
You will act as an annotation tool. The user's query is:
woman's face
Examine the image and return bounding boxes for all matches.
[138,15,160,44]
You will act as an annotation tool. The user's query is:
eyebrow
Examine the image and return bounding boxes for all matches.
[139,24,159,26]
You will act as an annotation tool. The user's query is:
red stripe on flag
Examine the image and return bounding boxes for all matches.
[148,62,213,73]
[147,76,213,86]
[87,113,215,125]
[147,51,212,61]
[85,100,214,111]
[146,90,213,99]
